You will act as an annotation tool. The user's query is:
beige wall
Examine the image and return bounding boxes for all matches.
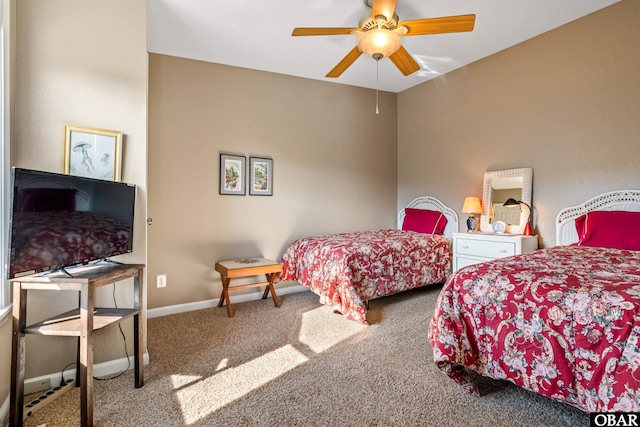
[2,0,147,390]
[398,0,640,247]
[147,54,398,309]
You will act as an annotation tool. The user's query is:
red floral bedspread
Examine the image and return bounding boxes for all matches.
[429,245,640,412]
[278,229,451,324]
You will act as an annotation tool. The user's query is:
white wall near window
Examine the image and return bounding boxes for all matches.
[0,0,11,313]
[0,1,13,420]
[13,0,147,379]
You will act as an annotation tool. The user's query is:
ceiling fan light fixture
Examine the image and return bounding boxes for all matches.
[357,29,401,60]
[293,3,475,79]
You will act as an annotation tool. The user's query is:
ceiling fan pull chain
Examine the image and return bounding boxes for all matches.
[376,59,380,114]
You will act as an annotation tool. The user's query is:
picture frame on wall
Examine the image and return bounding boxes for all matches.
[249,157,273,196]
[64,125,123,181]
[220,154,246,195]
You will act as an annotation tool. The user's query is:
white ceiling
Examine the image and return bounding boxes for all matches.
[147,0,619,93]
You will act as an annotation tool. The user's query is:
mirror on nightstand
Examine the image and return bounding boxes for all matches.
[480,167,533,234]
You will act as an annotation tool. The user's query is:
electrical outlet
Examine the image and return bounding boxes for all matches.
[157,274,167,288]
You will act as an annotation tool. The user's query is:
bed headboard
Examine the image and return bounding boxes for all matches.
[556,190,640,246]
[397,196,459,240]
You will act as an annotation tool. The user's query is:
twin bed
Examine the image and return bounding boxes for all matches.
[279,190,640,412]
[429,190,640,412]
[278,196,458,324]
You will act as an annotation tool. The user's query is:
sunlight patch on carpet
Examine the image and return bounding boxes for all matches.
[175,344,308,424]
[215,358,229,371]
[171,374,202,389]
[298,306,366,353]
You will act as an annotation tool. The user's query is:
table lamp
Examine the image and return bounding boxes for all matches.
[462,196,482,232]
[503,198,534,236]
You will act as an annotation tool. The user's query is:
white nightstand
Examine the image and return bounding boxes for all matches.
[452,232,538,272]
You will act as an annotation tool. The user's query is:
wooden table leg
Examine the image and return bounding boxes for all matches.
[76,292,82,388]
[79,282,95,427]
[133,268,144,388]
[10,283,27,426]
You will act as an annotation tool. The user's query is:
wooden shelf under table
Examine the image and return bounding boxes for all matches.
[24,307,139,336]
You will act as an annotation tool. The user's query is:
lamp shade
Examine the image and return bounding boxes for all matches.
[462,196,482,214]
[357,28,401,59]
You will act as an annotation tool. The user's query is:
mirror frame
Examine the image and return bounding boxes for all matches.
[480,167,533,234]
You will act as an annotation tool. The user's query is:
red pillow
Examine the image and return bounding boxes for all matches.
[402,208,448,235]
[575,210,640,250]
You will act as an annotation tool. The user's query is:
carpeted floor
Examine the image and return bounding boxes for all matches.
[23,286,589,426]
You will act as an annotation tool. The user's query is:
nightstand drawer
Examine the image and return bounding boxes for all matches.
[452,232,538,273]
[456,238,516,259]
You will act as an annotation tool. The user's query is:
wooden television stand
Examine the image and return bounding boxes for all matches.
[9,263,145,427]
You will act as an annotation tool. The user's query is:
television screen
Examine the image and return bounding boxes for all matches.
[7,168,136,278]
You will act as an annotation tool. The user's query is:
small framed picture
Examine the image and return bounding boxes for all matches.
[249,157,273,196]
[63,125,123,181]
[220,154,246,195]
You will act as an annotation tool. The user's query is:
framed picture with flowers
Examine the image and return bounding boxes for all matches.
[219,154,246,195]
[249,157,273,196]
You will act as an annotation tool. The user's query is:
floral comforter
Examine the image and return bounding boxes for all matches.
[278,229,451,324]
[429,245,640,412]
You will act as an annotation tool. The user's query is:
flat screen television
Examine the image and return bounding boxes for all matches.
[7,167,136,278]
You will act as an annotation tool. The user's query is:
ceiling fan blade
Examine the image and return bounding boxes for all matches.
[326,46,362,78]
[292,27,357,36]
[400,14,476,36]
[388,46,420,76]
[371,0,397,21]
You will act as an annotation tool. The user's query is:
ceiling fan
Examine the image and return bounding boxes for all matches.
[292,0,476,78]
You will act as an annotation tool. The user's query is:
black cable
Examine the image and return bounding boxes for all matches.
[60,362,76,386]
[56,280,133,386]
[93,282,130,381]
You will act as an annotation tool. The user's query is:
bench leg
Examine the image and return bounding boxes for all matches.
[217,274,226,307]
[262,273,281,308]
[217,275,235,317]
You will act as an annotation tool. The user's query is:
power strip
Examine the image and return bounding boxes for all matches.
[23,379,75,419]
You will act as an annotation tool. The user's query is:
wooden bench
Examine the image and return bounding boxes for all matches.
[214,258,282,317]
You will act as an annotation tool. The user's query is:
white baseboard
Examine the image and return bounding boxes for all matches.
[0,352,150,426]
[28,351,150,391]
[0,394,7,427]
[147,284,308,318]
